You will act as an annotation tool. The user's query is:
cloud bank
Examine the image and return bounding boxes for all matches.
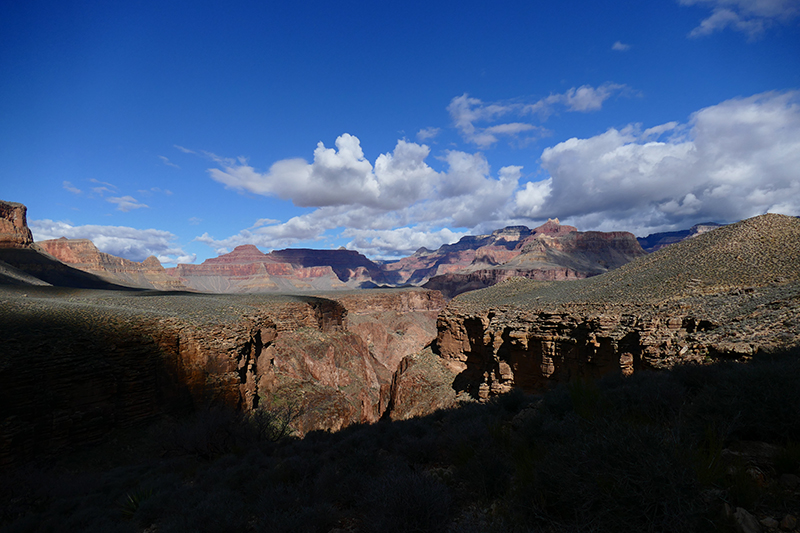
[447,83,629,148]
[516,90,800,235]
[201,90,800,258]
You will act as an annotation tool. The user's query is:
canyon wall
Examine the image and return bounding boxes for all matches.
[0,287,443,466]
[430,214,800,398]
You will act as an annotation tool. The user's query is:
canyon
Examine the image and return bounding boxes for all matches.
[432,214,800,398]
[3,199,798,471]
[37,218,649,297]
[0,286,444,466]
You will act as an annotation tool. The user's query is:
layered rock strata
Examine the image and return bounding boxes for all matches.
[0,286,444,466]
[0,200,34,248]
[168,245,394,292]
[37,238,188,290]
[424,222,646,298]
[433,214,800,398]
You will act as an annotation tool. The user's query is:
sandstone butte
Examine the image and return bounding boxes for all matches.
[399,213,800,405]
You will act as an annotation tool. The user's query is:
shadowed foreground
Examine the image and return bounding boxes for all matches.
[2,350,799,533]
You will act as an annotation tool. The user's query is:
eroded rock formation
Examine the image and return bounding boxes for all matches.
[0,286,444,466]
[432,214,800,398]
[167,245,394,292]
[424,220,646,298]
[37,238,188,290]
[0,200,33,249]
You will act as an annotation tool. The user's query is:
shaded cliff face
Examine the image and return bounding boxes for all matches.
[433,214,800,399]
[0,286,444,466]
[37,238,188,291]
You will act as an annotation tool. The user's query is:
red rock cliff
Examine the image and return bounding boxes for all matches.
[0,200,34,248]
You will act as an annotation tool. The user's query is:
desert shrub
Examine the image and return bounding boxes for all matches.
[360,466,453,533]
[510,418,703,532]
[775,440,800,475]
[153,402,302,459]
[599,371,687,426]
[679,357,800,444]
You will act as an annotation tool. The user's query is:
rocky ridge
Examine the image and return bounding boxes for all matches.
[166,244,394,293]
[425,214,800,399]
[423,220,646,298]
[37,237,188,291]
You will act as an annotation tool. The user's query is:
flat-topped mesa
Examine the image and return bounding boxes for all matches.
[169,246,393,292]
[0,200,34,248]
[434,213,800,399]
[267,248,388,283]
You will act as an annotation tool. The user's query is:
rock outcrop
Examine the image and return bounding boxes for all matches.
[37,238,189,291]
[432,214,800,399]
[383,225,535,285]
[0,285,445,466]
[333,289,446,372]
[0,200,33,248]
[424,220,646,298]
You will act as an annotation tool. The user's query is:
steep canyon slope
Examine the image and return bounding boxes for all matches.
[0,286,443,466]
[429,214,800,399]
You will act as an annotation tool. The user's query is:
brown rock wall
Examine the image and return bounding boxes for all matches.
[0,200,33,249]
[431,214,800,399]
[0,289,384,466]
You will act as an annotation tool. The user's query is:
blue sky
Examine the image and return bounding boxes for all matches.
[2,0,799,264]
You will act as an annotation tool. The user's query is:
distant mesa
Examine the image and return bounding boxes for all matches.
[421,218,646,298]
[637,222,724,253]
[167,245,394,293]
[36,237,189,291]
[0,199,737,297]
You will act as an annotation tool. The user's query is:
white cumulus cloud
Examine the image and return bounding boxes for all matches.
[448,84,627,148]
[515,90,800,235]
[201,141,522,257]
